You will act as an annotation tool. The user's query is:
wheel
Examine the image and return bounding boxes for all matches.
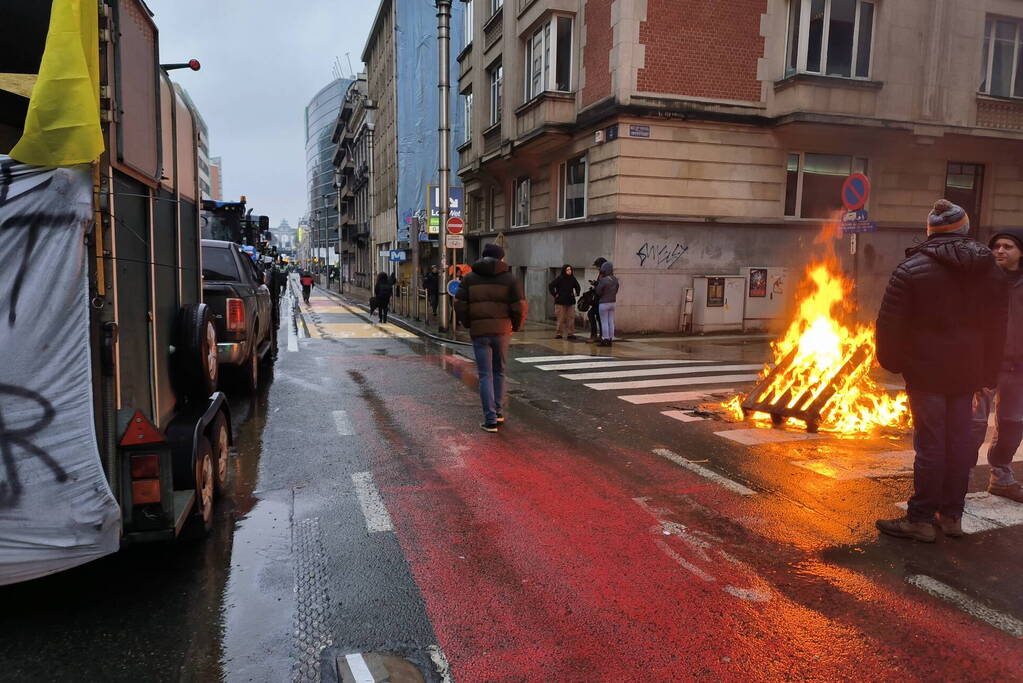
[176,303,218,400]
[184,436,214,537]
[242,346,259,392]
[209,412,230,495]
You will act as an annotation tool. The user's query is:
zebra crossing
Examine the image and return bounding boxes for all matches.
[515,353,759,423]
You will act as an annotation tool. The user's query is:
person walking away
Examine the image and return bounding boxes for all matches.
[424,265,440,318]
[454,243,527,432]
[875,200,1008,542]
[374,272,394,324]
[586,257,607,342]
[972,227,1023,503]
[594,261,620,347]
[299,271,315,304]
[549,264,581,339]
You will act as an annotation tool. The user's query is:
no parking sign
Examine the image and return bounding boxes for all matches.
[841,173,870,211]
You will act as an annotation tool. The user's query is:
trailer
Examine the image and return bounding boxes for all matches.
[0,0,231,583]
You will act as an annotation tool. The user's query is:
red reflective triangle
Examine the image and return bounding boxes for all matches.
[120,410,165,447]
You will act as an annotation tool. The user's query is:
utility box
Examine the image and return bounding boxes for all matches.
[692,276,746,333]
[742,266,790,332]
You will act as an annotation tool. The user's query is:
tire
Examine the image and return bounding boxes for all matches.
[209,412,230,496]
[176,303,218,400]
[184,436,214,538]
[240,345,259,393]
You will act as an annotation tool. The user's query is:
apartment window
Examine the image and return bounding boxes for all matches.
[513,177,530,226]
[525,16,574,100]
[945,163,984,230]
[488,186,497,231]
[785,0,874,79]
[464,0,474,47]
[559,155,587,220]
[462,88,473,143]
[980,18,1023,98]
[490,0,502,16]
[488,63,503,125]
[784,152,867,218]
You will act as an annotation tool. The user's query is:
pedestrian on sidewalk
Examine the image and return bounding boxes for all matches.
[374,272,393,324]
[586,257,607,342]
[424,265,440,318]
[875,200,1008,542]
[454,243,528,432]
[972,227,1023,503]
[299,271,314,304]
[594,261,620,347]
[549,264,581,340]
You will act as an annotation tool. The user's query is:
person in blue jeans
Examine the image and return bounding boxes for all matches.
[875,200,1008,542]
[454,243,528,432]
[972,228,1023,502]
[594,261,619,347]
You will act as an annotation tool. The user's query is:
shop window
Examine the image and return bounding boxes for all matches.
[785,0,874,79]
[784,152,867,219]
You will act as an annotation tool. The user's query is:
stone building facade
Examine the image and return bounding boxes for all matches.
[456,0,1023,333]
[333,74,374,289]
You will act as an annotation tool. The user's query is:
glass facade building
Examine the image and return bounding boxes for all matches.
[306,78,352,260]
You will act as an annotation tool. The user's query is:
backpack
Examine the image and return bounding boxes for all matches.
[577,290,595,312]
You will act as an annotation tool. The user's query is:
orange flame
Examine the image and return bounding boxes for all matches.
[722,222,910,434]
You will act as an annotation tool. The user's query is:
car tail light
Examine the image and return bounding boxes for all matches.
[132,479,161,505]
[226,298,245,331]
[130,453,160,479]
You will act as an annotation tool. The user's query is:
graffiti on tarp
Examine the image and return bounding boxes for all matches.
[636,241,688,268]
[0,384,67,509]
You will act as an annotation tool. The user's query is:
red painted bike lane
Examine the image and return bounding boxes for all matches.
[357,385,1023,681]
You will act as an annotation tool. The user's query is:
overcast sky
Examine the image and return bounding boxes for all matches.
[149,1,375,226]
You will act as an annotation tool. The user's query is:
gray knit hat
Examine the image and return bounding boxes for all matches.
[927,199,970,235]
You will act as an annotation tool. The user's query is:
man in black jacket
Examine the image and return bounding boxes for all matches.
[875,200,1008,542]
[548,264,581,339]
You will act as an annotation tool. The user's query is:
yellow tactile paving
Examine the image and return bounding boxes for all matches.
[315,323,417,339]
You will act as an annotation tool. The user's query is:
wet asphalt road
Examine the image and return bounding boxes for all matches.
[2,281,1022,681]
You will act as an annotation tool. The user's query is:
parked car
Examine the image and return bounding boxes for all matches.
[202,239,275,392]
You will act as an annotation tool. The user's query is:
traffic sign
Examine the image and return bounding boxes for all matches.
[841,173,870,211]
[447,216,464,234]
[841,220,877,234]
[445,234,464,249]
[447,279,461,297]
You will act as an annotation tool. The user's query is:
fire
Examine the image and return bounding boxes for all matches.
[722,227,910,435]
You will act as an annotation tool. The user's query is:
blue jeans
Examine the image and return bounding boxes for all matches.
[972,364,1023,487]
[472,335,510,424]
[907,390,977,522]
[598,302,616,340]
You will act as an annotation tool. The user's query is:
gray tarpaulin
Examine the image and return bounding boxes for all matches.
[0,157,120,584]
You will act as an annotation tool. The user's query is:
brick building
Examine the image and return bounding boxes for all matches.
[456,0,1023,333]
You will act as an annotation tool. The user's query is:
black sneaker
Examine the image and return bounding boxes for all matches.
[566,334,578,340]
[481,422,499,433]
[555,334,563,339]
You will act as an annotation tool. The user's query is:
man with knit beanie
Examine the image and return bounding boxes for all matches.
[875,200,1008,542]
[454,243,528,432]
[972,227,1023,502]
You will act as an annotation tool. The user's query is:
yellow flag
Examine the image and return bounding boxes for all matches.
[10,0,103,166]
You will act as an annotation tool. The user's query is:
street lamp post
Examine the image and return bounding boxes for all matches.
[436,0,452,332]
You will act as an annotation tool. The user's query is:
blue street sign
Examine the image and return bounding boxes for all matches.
[388,249,408,262]
[841,220,877,234]
[446,279,461,297]
[843,209,868,222]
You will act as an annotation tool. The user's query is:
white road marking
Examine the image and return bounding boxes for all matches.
[563,363,761,381]
[896,492,1023,533]
[351,472,394,533]
[427,645,455,683]
[534,359,717,371]
[652,448,756,496]
[585,374,759,391]
[515,354,611,363]
[662,410,705,423]
[715,428,823,446]
[332,410,354,436]
[796,446,1023,481]
[345,653,376,683]
[619,390,735,405]
[287,297,299,351]
[906,574,1023,638]
[654,537,715,581]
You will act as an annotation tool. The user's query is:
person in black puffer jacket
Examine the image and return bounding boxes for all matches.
[548,264,581,339]
[374,272,393,324]
[875,200,1008,543]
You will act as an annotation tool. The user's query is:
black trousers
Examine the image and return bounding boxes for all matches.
[587,306,601,338]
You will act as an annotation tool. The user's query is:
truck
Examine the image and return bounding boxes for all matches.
[0,0,231,583]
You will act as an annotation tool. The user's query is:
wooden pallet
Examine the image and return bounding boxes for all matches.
[740,345,871,433]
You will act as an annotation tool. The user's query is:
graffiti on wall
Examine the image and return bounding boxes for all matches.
[635,242,688,269]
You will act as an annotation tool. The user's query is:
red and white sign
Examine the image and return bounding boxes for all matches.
[446,216,464,235]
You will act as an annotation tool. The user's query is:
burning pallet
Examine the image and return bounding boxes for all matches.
[740,344,872,433]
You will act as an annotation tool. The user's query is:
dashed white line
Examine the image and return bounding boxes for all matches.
[715,428,823,446]
[351,472,394,533]
[906,574,1023,638]
[344,653,376,683]
[287,296,299,351]
[652,448,757,496]
[332,409,354,436]
[534,359,716,371]
[562,364,762,381]
[619,390,735,405]
[515,354,612,363]
[585,374,759,391]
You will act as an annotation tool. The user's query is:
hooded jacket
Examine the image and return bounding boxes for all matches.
[548,265,581,305]
[594,261,620,304]
[875,234,1008,393]
[454,257,528,337]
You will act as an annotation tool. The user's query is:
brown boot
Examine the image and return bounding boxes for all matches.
[988,482,1023,503]
[876,516,937,543]
[936,513,964,538]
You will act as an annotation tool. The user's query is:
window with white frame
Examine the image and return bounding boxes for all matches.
[559,155,586,220]
[488,62,503,125]
[524,16,574,101]
[784,152,867,218]
[464,0,474,48]
[462,88,473,143]
[513,177,530,226]
[490,0,502,16]
[785,0,875,79]
[980,17,1023,98]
